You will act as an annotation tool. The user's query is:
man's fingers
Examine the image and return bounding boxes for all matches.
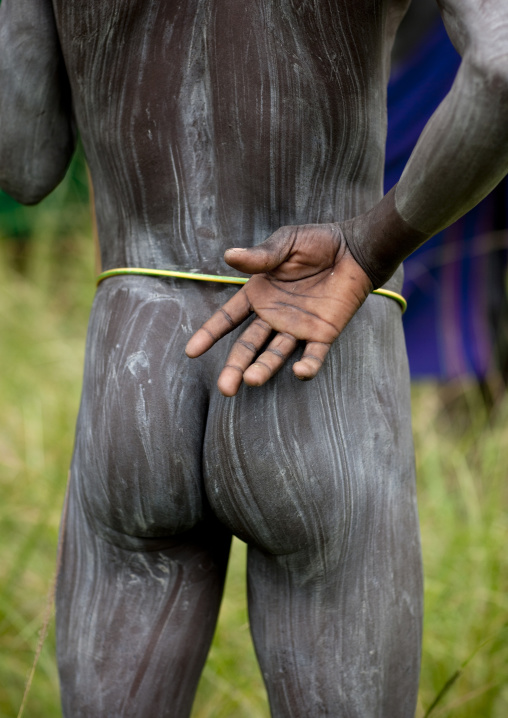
[292,341,331,381]
[185,289,251,358]
[216,319,273,396]
[242,332,298,388]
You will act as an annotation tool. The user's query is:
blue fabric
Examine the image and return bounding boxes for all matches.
[385,22,460,192]
[385,21,508,379]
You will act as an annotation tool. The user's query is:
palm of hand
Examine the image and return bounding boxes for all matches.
[185,224,372,396]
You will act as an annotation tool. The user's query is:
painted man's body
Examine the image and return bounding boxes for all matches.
[45,0,401,272]
[1,1,508,716]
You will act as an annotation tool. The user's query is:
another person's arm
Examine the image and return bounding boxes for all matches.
[187,0,508,396]
[0,0,75,204]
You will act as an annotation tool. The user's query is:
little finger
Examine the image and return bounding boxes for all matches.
[292,341,331,381]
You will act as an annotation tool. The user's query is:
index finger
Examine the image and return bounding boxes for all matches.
[185,287,252,357]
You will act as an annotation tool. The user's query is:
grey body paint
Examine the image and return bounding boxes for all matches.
[58,273,420,717]
[0,0,75,203]
[1,0,507,715]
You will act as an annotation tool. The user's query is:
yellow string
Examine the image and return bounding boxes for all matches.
[96,267,407,312]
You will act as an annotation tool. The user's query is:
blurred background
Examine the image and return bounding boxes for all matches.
[1,1,507,717]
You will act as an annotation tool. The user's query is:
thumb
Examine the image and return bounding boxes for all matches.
[224,230,294,274]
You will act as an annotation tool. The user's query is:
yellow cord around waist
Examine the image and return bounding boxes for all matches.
[96,267,407,313]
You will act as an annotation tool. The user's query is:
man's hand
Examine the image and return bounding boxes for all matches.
[185,224,373,396]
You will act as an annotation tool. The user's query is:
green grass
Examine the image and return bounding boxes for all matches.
[413,387,508,717]
[0,218,507,717]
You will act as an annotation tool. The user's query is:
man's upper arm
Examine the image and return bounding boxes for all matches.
[0,0,75,205]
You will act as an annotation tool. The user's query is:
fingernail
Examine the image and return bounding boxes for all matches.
[227,247,247,252]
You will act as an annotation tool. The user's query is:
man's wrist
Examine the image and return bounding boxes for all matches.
[342,185,429,289]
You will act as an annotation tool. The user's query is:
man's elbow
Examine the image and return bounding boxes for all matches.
[466,49,508,101]
[0,130,75,205]
[0,174,58,206]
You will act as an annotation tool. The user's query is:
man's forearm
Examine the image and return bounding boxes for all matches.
[346,9,508,289]
[397,57,508,236]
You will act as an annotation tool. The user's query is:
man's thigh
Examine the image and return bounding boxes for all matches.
[57,277,238,717]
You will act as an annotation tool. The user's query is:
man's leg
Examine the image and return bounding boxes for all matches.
[56,484,231,718]
[56,277,232,717]
[247,503,421,718]
[205,291,423,718]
